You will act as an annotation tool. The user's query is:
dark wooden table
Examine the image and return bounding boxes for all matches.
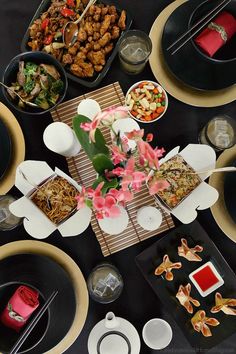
[0,0,236,353]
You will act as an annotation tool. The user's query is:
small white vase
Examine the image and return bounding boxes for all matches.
[98,207,129,235]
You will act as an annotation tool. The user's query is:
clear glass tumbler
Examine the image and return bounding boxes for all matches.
[199,115,236,151]
[87,262,124,304]
[118,30,152,74]
[0,195,22,231]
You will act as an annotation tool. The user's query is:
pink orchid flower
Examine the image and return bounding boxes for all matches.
[137,140,160,170]
[87,182,104,198]
[110,145,127,165]
[94,106,128,127]
[93,193,121,219]
[125,129,144,141]
[148,178,170,195]
[75,187,87,209]
[80,115,101,143]
[146,133,153,142]
[118,157,146,192]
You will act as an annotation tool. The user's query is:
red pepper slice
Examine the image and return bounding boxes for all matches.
[41,18,50,30]
[61,7,76,17]
[67,0,75,7]
[43,35,53,45]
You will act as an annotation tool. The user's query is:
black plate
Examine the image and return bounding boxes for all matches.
[21,0,132,88]
[0,118,11,180]
[0,254,76,354]
[136,221,236,350]
[224,159,236,224]
[161,0,236,91]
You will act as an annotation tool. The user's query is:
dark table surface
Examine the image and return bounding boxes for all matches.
[0,0,236,353]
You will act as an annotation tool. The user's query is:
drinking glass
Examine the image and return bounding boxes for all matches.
[199,115,236,151]
[87,262,124,304]
[118,30,152,74]
[0,195,22,231]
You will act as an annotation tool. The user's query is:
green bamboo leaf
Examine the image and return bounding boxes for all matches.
[92,175,119,194]
[73,114,109,160]
[92,153,114,175]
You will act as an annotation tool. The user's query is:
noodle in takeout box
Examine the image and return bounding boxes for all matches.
[9,160,92,239]
[150,144,219,224]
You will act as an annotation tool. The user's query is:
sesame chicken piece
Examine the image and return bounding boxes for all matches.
[118,10,126,30]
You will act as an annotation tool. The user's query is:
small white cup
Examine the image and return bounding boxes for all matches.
[142,318,173,350]
[77,99,101,120]
[43,122,81,157]
[137,206,162,231]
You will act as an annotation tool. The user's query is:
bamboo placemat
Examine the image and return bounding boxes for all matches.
[51,82,174,257]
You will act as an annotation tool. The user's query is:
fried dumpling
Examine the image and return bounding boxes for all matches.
[176,283,200,314]
[191,310,220,337]
[211,292,236,316]
[154,254,182,281]
[178,238,203,262]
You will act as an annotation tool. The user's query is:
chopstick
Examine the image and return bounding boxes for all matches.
[167,0,231,55]
[9,290,58,354]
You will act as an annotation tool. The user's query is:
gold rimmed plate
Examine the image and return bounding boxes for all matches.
[0,102,25,194]
[149,0,236,107]
[209,145,236,243]
[0,241,89,354]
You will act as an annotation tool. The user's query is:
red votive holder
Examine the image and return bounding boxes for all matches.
[0,285,39,332]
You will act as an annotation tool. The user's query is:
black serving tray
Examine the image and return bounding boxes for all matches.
[135,220,236,350]
[21,0,132,88]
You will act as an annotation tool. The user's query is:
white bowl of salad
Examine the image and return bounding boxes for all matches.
[125,80,168,123]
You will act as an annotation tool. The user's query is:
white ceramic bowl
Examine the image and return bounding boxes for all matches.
[125,80,168,124]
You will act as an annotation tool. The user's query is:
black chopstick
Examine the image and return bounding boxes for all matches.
[9,290,58,354]
[167,0,231,55]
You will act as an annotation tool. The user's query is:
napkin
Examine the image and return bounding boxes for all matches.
[0,286,39,332]
[194,11,236,57]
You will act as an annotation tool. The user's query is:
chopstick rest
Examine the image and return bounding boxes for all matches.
[0,286,39,332]
[194,11,236,57]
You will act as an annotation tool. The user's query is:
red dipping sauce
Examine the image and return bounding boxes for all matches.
[192,265,219,291]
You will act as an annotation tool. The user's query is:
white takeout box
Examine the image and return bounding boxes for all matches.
[155,144,219,224]
[9,160,92,239]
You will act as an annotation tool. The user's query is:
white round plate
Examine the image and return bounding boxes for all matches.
[88,317,140,354]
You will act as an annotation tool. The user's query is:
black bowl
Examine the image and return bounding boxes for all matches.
[161,0,236,90]
[0,282,49,354]
[0,253,76,354]
[2,51,68,115]
[189,0,236,64]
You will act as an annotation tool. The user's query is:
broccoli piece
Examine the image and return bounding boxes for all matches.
[48,93,59,107]
[50,79,64,94]
[23,80,35,94]
[34,91,49,110]
[24,62,38,76]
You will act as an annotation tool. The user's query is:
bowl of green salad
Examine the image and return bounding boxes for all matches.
[2,51,67,115]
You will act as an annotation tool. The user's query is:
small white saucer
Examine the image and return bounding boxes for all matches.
[88,316,140,354]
